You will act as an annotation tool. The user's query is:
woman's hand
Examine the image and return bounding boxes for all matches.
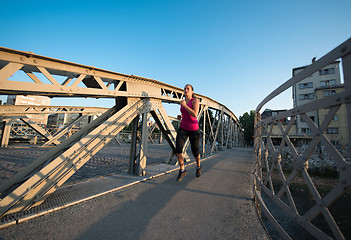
[180,100,187,108]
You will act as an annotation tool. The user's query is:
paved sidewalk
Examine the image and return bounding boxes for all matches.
[0,148,269,240]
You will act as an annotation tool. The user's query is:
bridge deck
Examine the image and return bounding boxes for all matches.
[0,148,268,239]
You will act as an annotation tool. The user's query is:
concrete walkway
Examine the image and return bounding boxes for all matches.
[0,148,269,240]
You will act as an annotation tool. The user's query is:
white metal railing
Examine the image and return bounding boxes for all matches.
[254,38,351,239]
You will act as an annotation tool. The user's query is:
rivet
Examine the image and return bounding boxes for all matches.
[33,59,38,64]
[20,57,25,61]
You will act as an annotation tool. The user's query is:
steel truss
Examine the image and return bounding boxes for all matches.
[0,47,243,218]
[254,38,351,239]
[0,105,107,147]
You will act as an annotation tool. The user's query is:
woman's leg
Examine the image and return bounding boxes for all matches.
[189,130,201,172]
[176,153,185,171]
[195,154,201,168]
[175,128,188,171]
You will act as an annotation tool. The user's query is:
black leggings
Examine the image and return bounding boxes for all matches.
[175,127,200,157]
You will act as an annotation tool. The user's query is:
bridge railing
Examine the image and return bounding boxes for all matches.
[0,46,243,219]
[254,38,351,239]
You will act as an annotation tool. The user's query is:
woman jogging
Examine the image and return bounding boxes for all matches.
[175,84,201,182]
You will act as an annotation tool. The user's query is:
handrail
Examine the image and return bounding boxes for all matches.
[254,38,351,239]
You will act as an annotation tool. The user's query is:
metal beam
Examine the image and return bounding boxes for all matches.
[0,46,243,219]
[0,105,108,116]
[20,117,60,145]
[0,119,12,147]
[0,98,149,216]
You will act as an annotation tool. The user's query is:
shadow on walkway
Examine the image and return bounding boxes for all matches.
[76,148,268,240]
[0,148,268,240]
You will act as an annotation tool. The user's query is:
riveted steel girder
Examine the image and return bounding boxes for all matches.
[0,98,149,216]
[0,46,243,219]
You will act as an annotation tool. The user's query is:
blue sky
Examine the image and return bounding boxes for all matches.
[1,0,350,118]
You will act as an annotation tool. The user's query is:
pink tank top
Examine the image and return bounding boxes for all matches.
[180,98,199,131]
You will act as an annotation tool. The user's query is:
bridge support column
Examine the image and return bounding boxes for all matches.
[221,111,224,150]
[1,119,11,147]
[128,116,139,175]
[135,112,148,176]
[202,108,206,157]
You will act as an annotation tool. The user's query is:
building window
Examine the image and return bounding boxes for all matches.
[327,114,338,121]
[299,82,313,89]
[323,90,336,97]
[301,128,311,134]
[299,93,314,100]
[319,68,335,75]
[326,127,338,134]
[320,79,336,87]
[300,116,315,122]
[331,141,340,147]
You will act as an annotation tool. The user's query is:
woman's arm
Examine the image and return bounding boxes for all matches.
[181,98,199,118]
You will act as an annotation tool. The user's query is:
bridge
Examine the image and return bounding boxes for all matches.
[0,38,350,239]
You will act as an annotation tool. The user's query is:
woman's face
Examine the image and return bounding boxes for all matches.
[184,85,193,97]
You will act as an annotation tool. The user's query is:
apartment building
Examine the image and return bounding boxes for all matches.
[292,61,341,136]
[315,85,349,148]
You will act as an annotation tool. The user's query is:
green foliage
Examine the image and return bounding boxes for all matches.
[239,110,255,146]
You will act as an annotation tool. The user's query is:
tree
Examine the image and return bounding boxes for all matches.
[239,110,255,146]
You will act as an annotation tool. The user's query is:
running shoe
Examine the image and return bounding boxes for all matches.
[196,167,201,177]
[176,170,187,182]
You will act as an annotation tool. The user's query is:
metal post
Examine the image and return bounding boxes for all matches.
[342,52,351,148]
[225,116,230,148]
[135,112,148,176]
[235,122,238,147]
[159,131,163,144]
[1,120,11,147]
[220,111,224,150]
[202,108,206,157]
[129,116,139,174]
